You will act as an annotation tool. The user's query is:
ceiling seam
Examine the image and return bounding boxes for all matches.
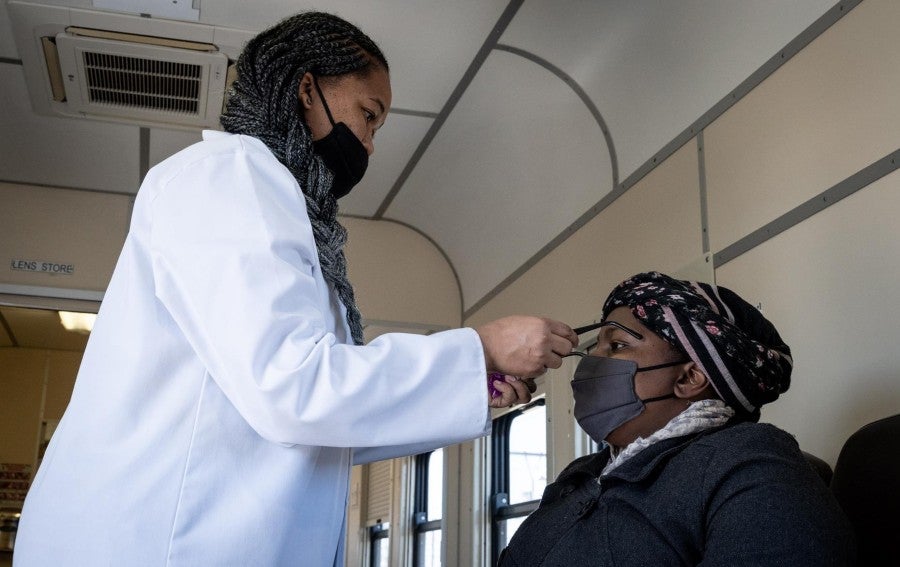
[697,131,710,254]
[0,310,19,346]
[0,283,104,302]
[389,108,439,119]
[493,43,618,187]
[0,177,138,197]
[462,181,634,320]
[463,0,861,321]
[372,0,526,220]
[340,213,466,325]
[0,57,23,66]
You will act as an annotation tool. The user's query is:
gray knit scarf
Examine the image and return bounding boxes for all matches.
[601,399,735,476]
[219,12,387,345]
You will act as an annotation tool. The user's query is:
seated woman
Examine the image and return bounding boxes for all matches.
[499,271,855,566]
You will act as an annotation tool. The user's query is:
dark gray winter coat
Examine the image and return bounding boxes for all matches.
[498,422,855,566]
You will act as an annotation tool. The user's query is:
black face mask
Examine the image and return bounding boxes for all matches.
[310,76,369,199]
[571,356,686,446]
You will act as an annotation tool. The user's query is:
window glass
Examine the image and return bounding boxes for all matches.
[421,529,442,567]
[370,523,389,567]
[507,405,547,504]
[427,448,443,521]
[499,516,527,549]
[372,537,390,567]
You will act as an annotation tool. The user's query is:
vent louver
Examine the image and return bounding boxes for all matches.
[82,52,203,114]
[53,31,230,128]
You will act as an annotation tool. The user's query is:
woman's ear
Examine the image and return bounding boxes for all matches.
[674,362,713,400]
[298,72,315,109]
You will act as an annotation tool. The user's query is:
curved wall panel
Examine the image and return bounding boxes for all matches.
[387,50,613,310]
[343,217,461,331]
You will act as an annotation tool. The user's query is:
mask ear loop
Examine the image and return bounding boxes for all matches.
[638,359,691,404]
[312,75,338,127]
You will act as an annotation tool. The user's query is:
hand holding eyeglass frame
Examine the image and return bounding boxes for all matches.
[488,320,641,398]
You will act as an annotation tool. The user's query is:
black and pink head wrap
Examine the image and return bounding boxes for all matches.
[602,271,793,421]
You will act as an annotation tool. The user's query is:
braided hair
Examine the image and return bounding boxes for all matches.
[220,12,388,345]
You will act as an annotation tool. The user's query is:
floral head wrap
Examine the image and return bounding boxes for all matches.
[602,271,793,421]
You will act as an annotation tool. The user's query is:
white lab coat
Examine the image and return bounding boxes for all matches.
[14,131,491,566]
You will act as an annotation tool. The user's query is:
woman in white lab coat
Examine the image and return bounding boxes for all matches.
[14,11,577,567]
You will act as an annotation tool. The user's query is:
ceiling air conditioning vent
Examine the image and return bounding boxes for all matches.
[52,29,230,128]
[81,52,203,114]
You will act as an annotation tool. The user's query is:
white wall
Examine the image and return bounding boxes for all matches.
[466,0,900,471]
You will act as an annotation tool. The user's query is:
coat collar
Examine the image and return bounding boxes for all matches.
[559,423,734,486]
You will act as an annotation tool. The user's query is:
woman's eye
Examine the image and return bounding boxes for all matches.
[609,341,627,353]
[364,110,375,122]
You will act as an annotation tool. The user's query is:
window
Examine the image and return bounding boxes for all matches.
[413,448,444,566]
[370,522,390,567]
[365,458,393,566]
[490,399,547,563]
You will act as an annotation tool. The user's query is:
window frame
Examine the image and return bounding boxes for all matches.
[490,397,547,564]
[412,450,443,566]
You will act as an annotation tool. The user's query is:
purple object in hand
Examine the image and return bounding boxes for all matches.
[488,372,504,398]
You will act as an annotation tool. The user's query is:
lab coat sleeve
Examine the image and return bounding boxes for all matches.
[147,136,490,448]
[352,420,491,466]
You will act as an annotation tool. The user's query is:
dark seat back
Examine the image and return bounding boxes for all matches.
[831,413,900,566]
[802,451,833,485]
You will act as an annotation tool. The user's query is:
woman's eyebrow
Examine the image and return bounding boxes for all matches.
[368,97,386,114]
[573,320,643,340]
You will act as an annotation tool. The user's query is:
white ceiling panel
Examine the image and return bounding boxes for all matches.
[0,64,141,192]
[0,2,18,59]
[500,0,835,182]
[197,0,510,113]
[1,0,860,329]
[339,113,434,217]
[147,114,434,218]
[387,50,613,309]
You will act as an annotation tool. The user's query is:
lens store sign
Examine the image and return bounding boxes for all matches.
[10,258,75,275]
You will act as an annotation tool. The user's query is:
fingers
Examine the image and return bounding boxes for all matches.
[488,379,514,408]
[476,315,577,377]
[534,318,576,369]
[488,375,533,408]
[546,318,579,348]
[549,332,576,358]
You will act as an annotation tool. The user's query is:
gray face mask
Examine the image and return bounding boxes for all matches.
[571,356,686,446]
